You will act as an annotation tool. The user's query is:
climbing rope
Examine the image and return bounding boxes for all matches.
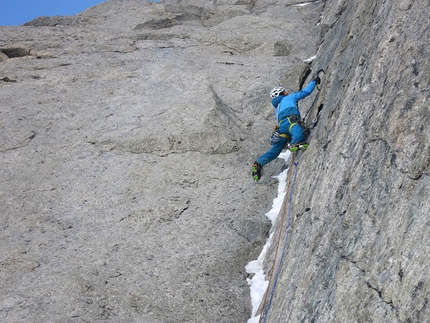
[257,70,325,322]
[258,154,302,323]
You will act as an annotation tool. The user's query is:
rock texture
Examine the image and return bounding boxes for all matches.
[1,0,428,322]
[0,1,324,322]
[260,0,430,322]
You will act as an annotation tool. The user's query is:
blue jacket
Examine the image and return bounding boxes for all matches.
[271,80,316,122]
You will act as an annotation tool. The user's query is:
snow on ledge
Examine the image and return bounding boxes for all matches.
[246,151,291,322]
[294,2,313,6]
[303,55,316,63]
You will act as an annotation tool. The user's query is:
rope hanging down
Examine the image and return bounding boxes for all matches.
[259,155,302,323]
[258,69,325,322]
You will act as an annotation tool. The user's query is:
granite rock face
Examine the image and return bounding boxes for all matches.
[0,1,324,322]
[1,0,428,322]
[260,0,430,322]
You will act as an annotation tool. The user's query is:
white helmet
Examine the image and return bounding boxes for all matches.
[270,86,286,98]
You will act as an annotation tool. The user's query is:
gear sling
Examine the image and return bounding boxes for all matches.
[269,115,299,144]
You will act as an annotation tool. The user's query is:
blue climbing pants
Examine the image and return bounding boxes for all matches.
[256,117,306,167]
[256,136,288,166]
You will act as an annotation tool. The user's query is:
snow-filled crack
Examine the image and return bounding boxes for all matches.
[246,151,291,322]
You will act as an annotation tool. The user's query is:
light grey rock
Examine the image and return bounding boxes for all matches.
[0,0,324,322]
[5,0,427,322]
[260,0,430,322]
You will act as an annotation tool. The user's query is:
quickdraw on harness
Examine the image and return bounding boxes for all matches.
[268,116,301,145]
[268,125,289,144]
[269,115,305,145]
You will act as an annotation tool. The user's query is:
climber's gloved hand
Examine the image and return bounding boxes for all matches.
[314,76,321,85]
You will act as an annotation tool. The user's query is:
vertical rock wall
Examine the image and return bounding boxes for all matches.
[261,0,429,322]
[1,0,427,322]
[0,1,325,322]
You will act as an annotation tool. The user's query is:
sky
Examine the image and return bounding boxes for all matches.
[0,0,106,26]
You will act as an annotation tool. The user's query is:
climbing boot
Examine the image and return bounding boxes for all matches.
[299,143,309,151]
[251,162,262,181]
[289,142,309,152]
[289,144,299,152]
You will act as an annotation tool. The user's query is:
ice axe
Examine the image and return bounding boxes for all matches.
[315,69,326,90]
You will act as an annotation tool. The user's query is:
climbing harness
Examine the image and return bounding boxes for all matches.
[268,130,289,144]
[286,116,299,133]
[258,94,324,322]
[268,124,290,145]
[268,116,300,145]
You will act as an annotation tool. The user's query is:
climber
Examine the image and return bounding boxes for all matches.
[252,76,320,181]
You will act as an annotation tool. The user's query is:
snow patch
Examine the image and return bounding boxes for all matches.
[294,2,313,6]
[246,151,291,322]
[303,55,317,63]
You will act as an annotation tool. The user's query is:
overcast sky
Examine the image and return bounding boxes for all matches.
[0,0,106,26]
